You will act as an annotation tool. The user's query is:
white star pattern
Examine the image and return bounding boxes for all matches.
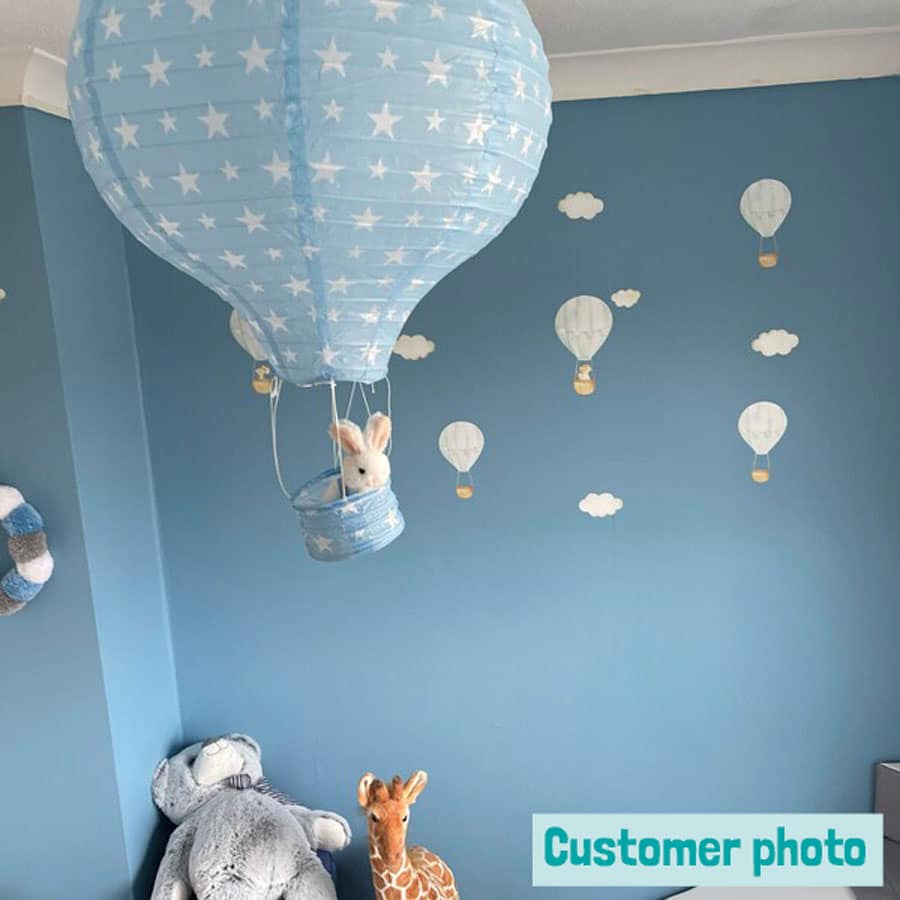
[410,162,441,192]
[186,0,214,23]
[236,206,267,232]
[113,115,139,149]
[101,7,124,39]
[196,45,214,67]
[369,102,402,139]
[264,309,289,331]
[310,152,344,184]
[262,151,290,184]
[142,50,172,87]
[219,250,247,269]
[470,11,496,40]
[283,275,311,297]
[159,110,177,133]
[198,103,229,138]
[315,39,351,76]
[239,37,274,74]
[371,0,401,22]
[379,46,399,69]
[352,207,382,230]
[422,50,451,86]
[171,163,200,195]
[322,99,344,122]
[254,97,274,120]
[157,214,182,238]
[68,0,551,387]
[464,113,494,145]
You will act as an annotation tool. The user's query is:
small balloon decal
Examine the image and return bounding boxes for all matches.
[393,334,435,361]
[555,295,613,395]
[738,401,788,484]
[0,288,6,302]
[740,179,792,268]
[611,289,641,309]
[558,192,604,221]
[439,422,484,499]
[751,329,799,358]
[579,492,623,518]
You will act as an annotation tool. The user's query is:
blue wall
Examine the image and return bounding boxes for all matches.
[125,76,900,900]
[0,109,181,899]
[0,107,131,899]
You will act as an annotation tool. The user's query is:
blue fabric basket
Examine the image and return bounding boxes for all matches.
[292,469,404,562]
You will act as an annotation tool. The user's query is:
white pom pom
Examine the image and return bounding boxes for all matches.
[19,552,54,585]
[0,486,25,519]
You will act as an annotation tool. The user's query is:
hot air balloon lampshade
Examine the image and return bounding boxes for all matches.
[66,1,552,390]
[439,422,484,498]
[740,180,792,268]
[738,401,788,484]
[555,296,613,395]
[66,0,551,560]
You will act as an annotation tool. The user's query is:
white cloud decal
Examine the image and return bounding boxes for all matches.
[611,289,641,309]
[558,192,604,221]
[751,329,799,357]
[393,334,435,360]
[579,492,623,518]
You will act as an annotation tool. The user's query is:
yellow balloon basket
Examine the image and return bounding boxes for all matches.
[252,364,274,395]
[573,363,595,395]
[751,467,771,484]
[758,250,779,269]
[456,484,474,500]
[573,378,596,396]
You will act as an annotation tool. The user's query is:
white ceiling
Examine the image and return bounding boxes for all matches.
[527,0,900,57]
[3,0,900,61]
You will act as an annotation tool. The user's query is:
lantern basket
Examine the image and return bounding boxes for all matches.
[291,469,404,563]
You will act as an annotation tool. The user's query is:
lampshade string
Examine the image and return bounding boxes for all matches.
[269,377,291,500]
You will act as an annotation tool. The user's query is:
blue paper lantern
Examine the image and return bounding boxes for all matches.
[66,0,552,387]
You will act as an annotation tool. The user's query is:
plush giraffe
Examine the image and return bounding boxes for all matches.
[358,771,458,900]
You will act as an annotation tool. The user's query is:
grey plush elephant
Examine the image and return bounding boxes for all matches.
[151,733,351,900]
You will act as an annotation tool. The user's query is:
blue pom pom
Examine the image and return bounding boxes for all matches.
[1,569,42,603]
[2,502,44,537]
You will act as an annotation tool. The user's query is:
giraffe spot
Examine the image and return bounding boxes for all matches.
[397,868,412,887]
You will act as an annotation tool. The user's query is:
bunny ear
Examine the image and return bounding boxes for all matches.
[365,413,392,453]
[329,419,365,455]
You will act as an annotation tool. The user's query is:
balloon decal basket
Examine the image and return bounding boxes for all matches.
[757,250,779,269]
[292,469,405,563]
[456,484,474,500]
[252,364,275,395]
[573,362,596,395]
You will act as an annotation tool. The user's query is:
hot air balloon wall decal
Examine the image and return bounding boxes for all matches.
[555,295,613,395]
[738,401,788,484]
[439,422,484,499]
[67,0,552,561]
[230,310,275,395]
[740,179,792,268]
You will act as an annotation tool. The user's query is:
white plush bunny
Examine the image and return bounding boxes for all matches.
[326,413,392,498]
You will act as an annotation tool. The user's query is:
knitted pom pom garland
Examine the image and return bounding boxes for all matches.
[0,486,53,616]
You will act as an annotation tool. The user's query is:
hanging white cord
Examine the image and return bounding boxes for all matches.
[329,379,347,500]
[269,377,292,500]
[344,381,357,421]
[360,383,373,418]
